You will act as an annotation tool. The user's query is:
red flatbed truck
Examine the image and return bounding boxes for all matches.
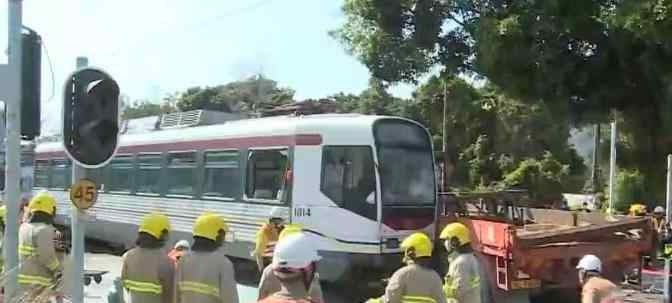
[435,191,655,303]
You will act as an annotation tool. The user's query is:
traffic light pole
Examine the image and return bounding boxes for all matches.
[69,56,89,303]
[4,0,23,300]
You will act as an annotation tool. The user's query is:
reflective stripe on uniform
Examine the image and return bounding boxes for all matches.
[123,279,163,294]
[402,295,437,303]
[19,244,35,257]
[444,275,480,297]
[179,281,220,297]
[47,258,60,271]
[18,274,52,286]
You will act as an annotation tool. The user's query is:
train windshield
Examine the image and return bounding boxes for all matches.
[374,119,435,206]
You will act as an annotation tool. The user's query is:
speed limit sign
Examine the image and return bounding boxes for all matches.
[70,179,98,210]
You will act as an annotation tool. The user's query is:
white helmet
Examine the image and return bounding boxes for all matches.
[272,232,321,270]
[269,207,284,219]
[576,254,602,272]
[654,206,665,214]
[174,240,190,250]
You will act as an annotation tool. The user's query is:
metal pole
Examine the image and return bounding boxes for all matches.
[4,1,23,300]
[608,122,617,214]
[441,81,448,191]
[666,154,672,303]
[591,124,600,192]
[69,56,88,303]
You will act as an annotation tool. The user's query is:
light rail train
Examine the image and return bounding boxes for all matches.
[32,114,437,281]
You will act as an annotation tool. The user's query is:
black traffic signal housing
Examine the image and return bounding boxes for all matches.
[21,28,41,140]
[63,68,120,167]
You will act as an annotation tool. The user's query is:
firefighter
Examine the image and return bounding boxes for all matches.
[653,206,667,234]
[367,232,446,303]
[121,212,174,303]
[257,232,323,303]
[439,222,482,303]
[176,212,239,303]
[168,240,191,266]
[258,224,324,302]
[17,191,63,300]
[576,255,623,303]
[255,207,285,272]
[629,203,646,216]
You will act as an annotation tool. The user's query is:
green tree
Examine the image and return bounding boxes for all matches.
[499,151,572,201]
[122,100,177,120]
[612,169,646,212]
[176,75,295,113]
[334,0,668,198]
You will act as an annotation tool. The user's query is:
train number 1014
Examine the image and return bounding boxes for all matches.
[294,207,312,217]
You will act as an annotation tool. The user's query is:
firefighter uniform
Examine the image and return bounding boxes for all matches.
[257,232,322,303]
[258,224,323,302]
[176,213,239,303]
[121,213,174,303]
[17,192,62,299]
[368,233,446,303]
[444,254,481,303]
[440,223,482,303]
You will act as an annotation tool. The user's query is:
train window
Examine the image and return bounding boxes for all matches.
[137,154,162,195]
[34,160,50,188]
[320,146,376,215]
[50,159,71,189]
[203,151,240,199]
[246,149,288,201]
[108,156,133,192]
[166,152,196,196]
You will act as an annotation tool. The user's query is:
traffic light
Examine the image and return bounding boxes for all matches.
[21,28,41,140]
[63,68,120,168]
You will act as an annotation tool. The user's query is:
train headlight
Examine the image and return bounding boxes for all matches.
[385,238,400,249]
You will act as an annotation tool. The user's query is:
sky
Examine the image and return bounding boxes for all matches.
[1,0,417,135]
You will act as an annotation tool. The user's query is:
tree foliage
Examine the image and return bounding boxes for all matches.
[122,100,177,120]
[499,151,571,201]
[612,169,646,212]
[334,0,672,200]
[176,75,295,113]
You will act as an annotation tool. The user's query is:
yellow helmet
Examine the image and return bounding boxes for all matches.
[193,212,229,241]
[138,213,171,239]
[401,232,433,259]
[629,204,645,215]
[0,205,6,221]
[28,192,56,215]
[279,223,304,240]
[439,222,471,245]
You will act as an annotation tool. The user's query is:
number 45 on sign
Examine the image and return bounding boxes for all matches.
[70,179,98,210]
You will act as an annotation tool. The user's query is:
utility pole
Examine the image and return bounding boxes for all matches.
[590,124,600,192]
[665,154,672,303]
[608,122,617,215]
[441,81,449,192]
[3,1,24,300]
[69,56,89,303]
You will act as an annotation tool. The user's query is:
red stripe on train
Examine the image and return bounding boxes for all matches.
[36,134,322,159]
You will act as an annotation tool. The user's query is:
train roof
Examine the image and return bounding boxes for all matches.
[36,114,412,153]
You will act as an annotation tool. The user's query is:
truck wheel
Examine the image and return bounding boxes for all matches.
[84,276,91,286]
[94,275,102,284]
